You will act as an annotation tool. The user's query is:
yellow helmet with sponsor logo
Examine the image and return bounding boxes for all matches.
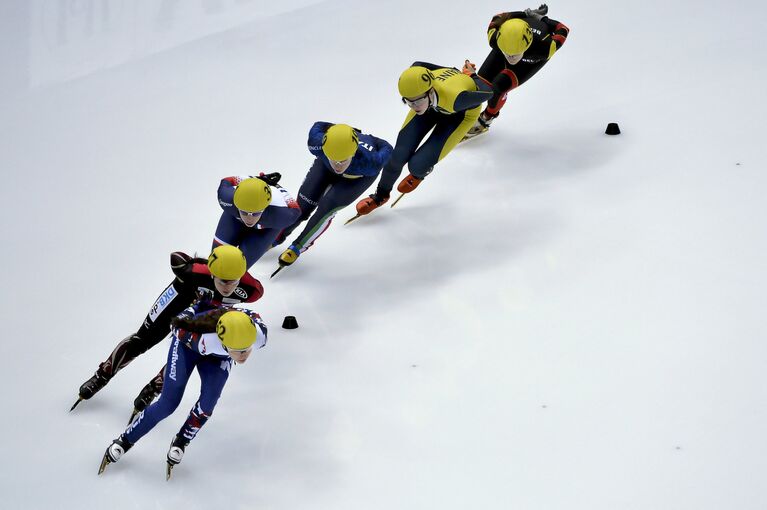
[216,310,257,350]
[322,124,359,161]
[497,19,533,55]
[233,178,271,212]
[398,66,434,99]
[207,245,247,280]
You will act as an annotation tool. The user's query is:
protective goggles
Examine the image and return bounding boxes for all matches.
[402,93,429,108]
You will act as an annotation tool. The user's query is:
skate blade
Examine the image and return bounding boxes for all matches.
[70,398,83,412]
[98,452,111,475]
[270,266,284,279]
[127,408,139,425]
[460,130,488,143]
[344,213,362,225]
[166,462,174,481]
[390,193,406,208]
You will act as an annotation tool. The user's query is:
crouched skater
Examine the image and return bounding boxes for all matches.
[98,301,267,479]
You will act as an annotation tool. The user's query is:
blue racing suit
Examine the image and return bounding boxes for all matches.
[125,302,266,447]
[214,176,301,267]
[275,122,392,251]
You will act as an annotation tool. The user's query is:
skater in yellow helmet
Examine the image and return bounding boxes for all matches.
[98,303,267,479]
[464,4,570,139]
[354,61,492,217]
[271,121,392,273]
[72,246,264,413]
[214,175,300,267]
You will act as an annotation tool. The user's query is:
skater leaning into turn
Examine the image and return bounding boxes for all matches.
[73,245,263,411]
[214,174,301,268]
[354,61,492,217]
[99,302,267,479]
[272,122,392,271]
[463,4,569,140]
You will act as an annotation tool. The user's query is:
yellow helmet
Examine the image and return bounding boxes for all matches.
[398,66,434,99]
[233,178,271,212]
[207,245,247,280]
[216,310,257,350]
[322,124,359,161]
[497,19,533,55]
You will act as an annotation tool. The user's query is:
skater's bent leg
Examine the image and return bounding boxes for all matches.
[292,175,375,251]
[377,111,438,195]
[132,366,165,411]
[239,229,280,267]
[176,357,231,444]
[90,281,187,383]
[277,159,333,244]
[125,338,196,444]
[406,109,478,178]
[212,212,245,250]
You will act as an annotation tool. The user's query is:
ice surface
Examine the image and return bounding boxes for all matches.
[1,1,766,509]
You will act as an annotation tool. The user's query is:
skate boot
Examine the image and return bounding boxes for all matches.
[396,174,423,193]
[389,174,426,208]
[128,374,163,423]
[79,371,109,400]
[345,192,390,225]
[73,370,111,409]
[463,110,495,140]
[166,435,188,480]
[133,383,160,413]
[271,243,302,278]
[356,192,389,215]
[98,434,133,475]
[278,244,301,267]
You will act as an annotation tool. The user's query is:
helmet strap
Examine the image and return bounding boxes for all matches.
[428,89,438,109]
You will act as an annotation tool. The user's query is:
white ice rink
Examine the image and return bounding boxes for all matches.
[1,1,766,509]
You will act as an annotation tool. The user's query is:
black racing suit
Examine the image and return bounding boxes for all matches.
[91,252,264,383]
[478,12,569,118]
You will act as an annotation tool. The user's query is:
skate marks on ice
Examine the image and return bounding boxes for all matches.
[276,202,564,334]
[458,127,624,185]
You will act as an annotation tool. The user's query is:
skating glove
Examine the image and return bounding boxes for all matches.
[524,4,548,20]
[462,60,477,76]
[258,172,282,186]
[195,288,215,302]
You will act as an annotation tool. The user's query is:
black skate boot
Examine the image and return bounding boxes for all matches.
[71,371,110,411]
[79,371,109,399]
[127,375,163,424]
